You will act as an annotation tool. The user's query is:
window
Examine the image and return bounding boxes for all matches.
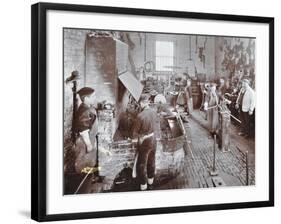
[155,41,174,71]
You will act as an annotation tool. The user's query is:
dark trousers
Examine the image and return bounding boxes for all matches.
[137,139,156,185]
[240,110,251,136]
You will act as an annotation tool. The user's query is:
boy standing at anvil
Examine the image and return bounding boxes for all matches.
[133,94,158,191]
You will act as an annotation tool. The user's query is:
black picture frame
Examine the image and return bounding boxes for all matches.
[31,2,274,222]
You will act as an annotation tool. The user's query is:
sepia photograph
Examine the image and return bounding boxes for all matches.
[63,28,256,194]
[30,2,275,221]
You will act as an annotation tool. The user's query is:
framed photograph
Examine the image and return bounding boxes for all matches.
[31,2,274,222]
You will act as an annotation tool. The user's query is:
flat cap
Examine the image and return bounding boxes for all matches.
[242,78,250,84]
[77,87,95,98]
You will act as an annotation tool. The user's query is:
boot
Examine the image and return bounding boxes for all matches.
[140,183,147,191]
[147,177,154,190]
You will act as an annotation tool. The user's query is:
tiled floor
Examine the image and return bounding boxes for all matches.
[156,110,255,190]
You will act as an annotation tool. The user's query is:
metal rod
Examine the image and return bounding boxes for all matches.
[95,134,100,177]
[84,36,87,86]
[220,110,241,123]
[206,105,218,110]
[71,80,77,144]
[74,168,93,194]
[217,104,242,123]
[213,134,217,173]
[246,150,249,185]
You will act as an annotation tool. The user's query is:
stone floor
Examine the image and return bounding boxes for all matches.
[67,109,255,194]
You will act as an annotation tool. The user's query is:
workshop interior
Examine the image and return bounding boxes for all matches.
[63,29,256,194]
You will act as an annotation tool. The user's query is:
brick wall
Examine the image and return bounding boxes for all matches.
[64,30,129,142]
[98,110,185,185]
[64,28,90,141]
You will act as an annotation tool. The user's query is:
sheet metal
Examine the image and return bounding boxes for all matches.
[118,71,144,102]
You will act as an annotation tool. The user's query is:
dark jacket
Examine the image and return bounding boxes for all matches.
[74,103,97,133]
[132,107,157,143]
[217,85,227,101]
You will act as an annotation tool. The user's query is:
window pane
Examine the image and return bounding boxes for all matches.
[155,41,174,71]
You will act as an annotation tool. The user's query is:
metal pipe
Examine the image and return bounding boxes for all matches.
[205,104,242,123]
